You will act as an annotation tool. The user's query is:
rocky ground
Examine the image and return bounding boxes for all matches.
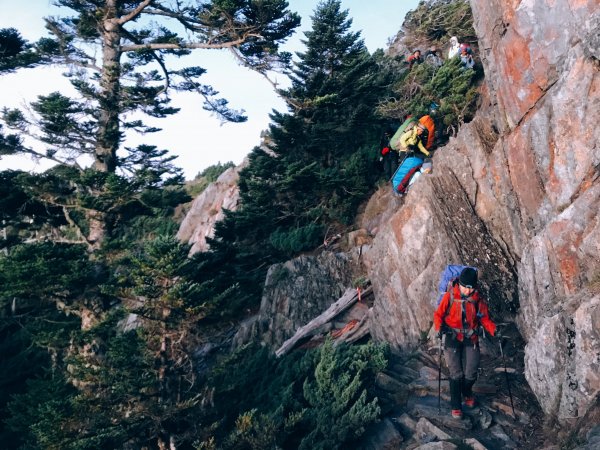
[358,322,600,450]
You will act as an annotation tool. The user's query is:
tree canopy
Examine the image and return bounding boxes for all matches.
[0,1,483,448]
[190,0,398,317]
[0,0,300,247]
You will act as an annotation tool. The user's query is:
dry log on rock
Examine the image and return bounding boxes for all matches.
[275,287,372,357]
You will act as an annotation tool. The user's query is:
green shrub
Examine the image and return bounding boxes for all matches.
[187,161,236,197]
[269,223,324,255]
[195,161,236,182]
[208,340,389,450]
[401,0,476,50]
[298,340,387,450]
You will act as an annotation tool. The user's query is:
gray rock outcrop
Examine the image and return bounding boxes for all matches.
[177,160,247,255]
[233,251,362,349]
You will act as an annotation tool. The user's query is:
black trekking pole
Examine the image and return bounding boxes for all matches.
[499,338,516,418]
[437,332,443,414]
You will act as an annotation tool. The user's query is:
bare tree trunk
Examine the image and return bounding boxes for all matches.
[157,308,172,449]
[276,287,370,357]
[96,0,122,173]
[85,1,122,246]
[87,210,106,250]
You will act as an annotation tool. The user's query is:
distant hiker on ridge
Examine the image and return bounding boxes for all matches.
[448,36,461,59]
[424,46,443,68]
[460,44,475,70]
[407,49,423,70]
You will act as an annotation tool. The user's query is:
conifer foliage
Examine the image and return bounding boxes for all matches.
[60,236,207,449]
[204,340,388,449]
[0,243,89,446]
[0,28,57,73]
[2,237,208,449]
[299,341,386,450]
[197,0,397,318]
[402,0,476,47]
[0,0,300,246]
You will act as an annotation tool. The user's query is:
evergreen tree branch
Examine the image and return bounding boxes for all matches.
[121,28,170,96]
[43,19,102,72]
[227,46,305,112]
[120,34,263,52]
[61,205,90,245]
[116,0,154,25]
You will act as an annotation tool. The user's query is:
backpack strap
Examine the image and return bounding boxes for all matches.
[442,278,458,320]
[442,280,481,328]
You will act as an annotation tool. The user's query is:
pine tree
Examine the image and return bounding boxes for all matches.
[0,7,300,440]
[92,236,207,448]
[0,242,90,447]
[263,0,394,223]
[197,1,398,318]
[298,341,386,450]
[3,236,208,449]
[0,1,300,246]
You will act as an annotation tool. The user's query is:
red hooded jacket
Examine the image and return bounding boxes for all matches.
[433,284,496,342]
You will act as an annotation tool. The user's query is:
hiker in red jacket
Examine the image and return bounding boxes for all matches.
[406,49,423,70]
[433,267,496,419]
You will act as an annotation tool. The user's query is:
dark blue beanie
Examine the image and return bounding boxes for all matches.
[459,267,477,288]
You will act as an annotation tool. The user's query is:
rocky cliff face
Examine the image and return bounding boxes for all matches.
[178,0,599,424]
[232,250,363,350]
[362,0,599,421]
[177,160,247,255]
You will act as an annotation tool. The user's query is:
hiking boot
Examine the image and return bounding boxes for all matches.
[451,409,463,419]
[464,396,476,408]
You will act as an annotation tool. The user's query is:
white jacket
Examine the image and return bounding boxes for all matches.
[448,36,460,58]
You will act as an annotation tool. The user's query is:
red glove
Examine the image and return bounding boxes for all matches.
[381,147,390,155]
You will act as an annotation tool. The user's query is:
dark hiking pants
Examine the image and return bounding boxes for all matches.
[383,151,398,180]
[445,337,480,409]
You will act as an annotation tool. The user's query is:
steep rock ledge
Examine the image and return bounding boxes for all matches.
[472,0,600,420]
[177,160,247,255]
[362,0,599,421]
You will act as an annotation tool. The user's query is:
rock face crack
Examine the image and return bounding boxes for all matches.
[514,78,559,128]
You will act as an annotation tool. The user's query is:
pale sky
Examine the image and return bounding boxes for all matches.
[0,0,419,179]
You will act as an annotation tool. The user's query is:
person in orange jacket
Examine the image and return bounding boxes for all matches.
[433,267,496,419]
